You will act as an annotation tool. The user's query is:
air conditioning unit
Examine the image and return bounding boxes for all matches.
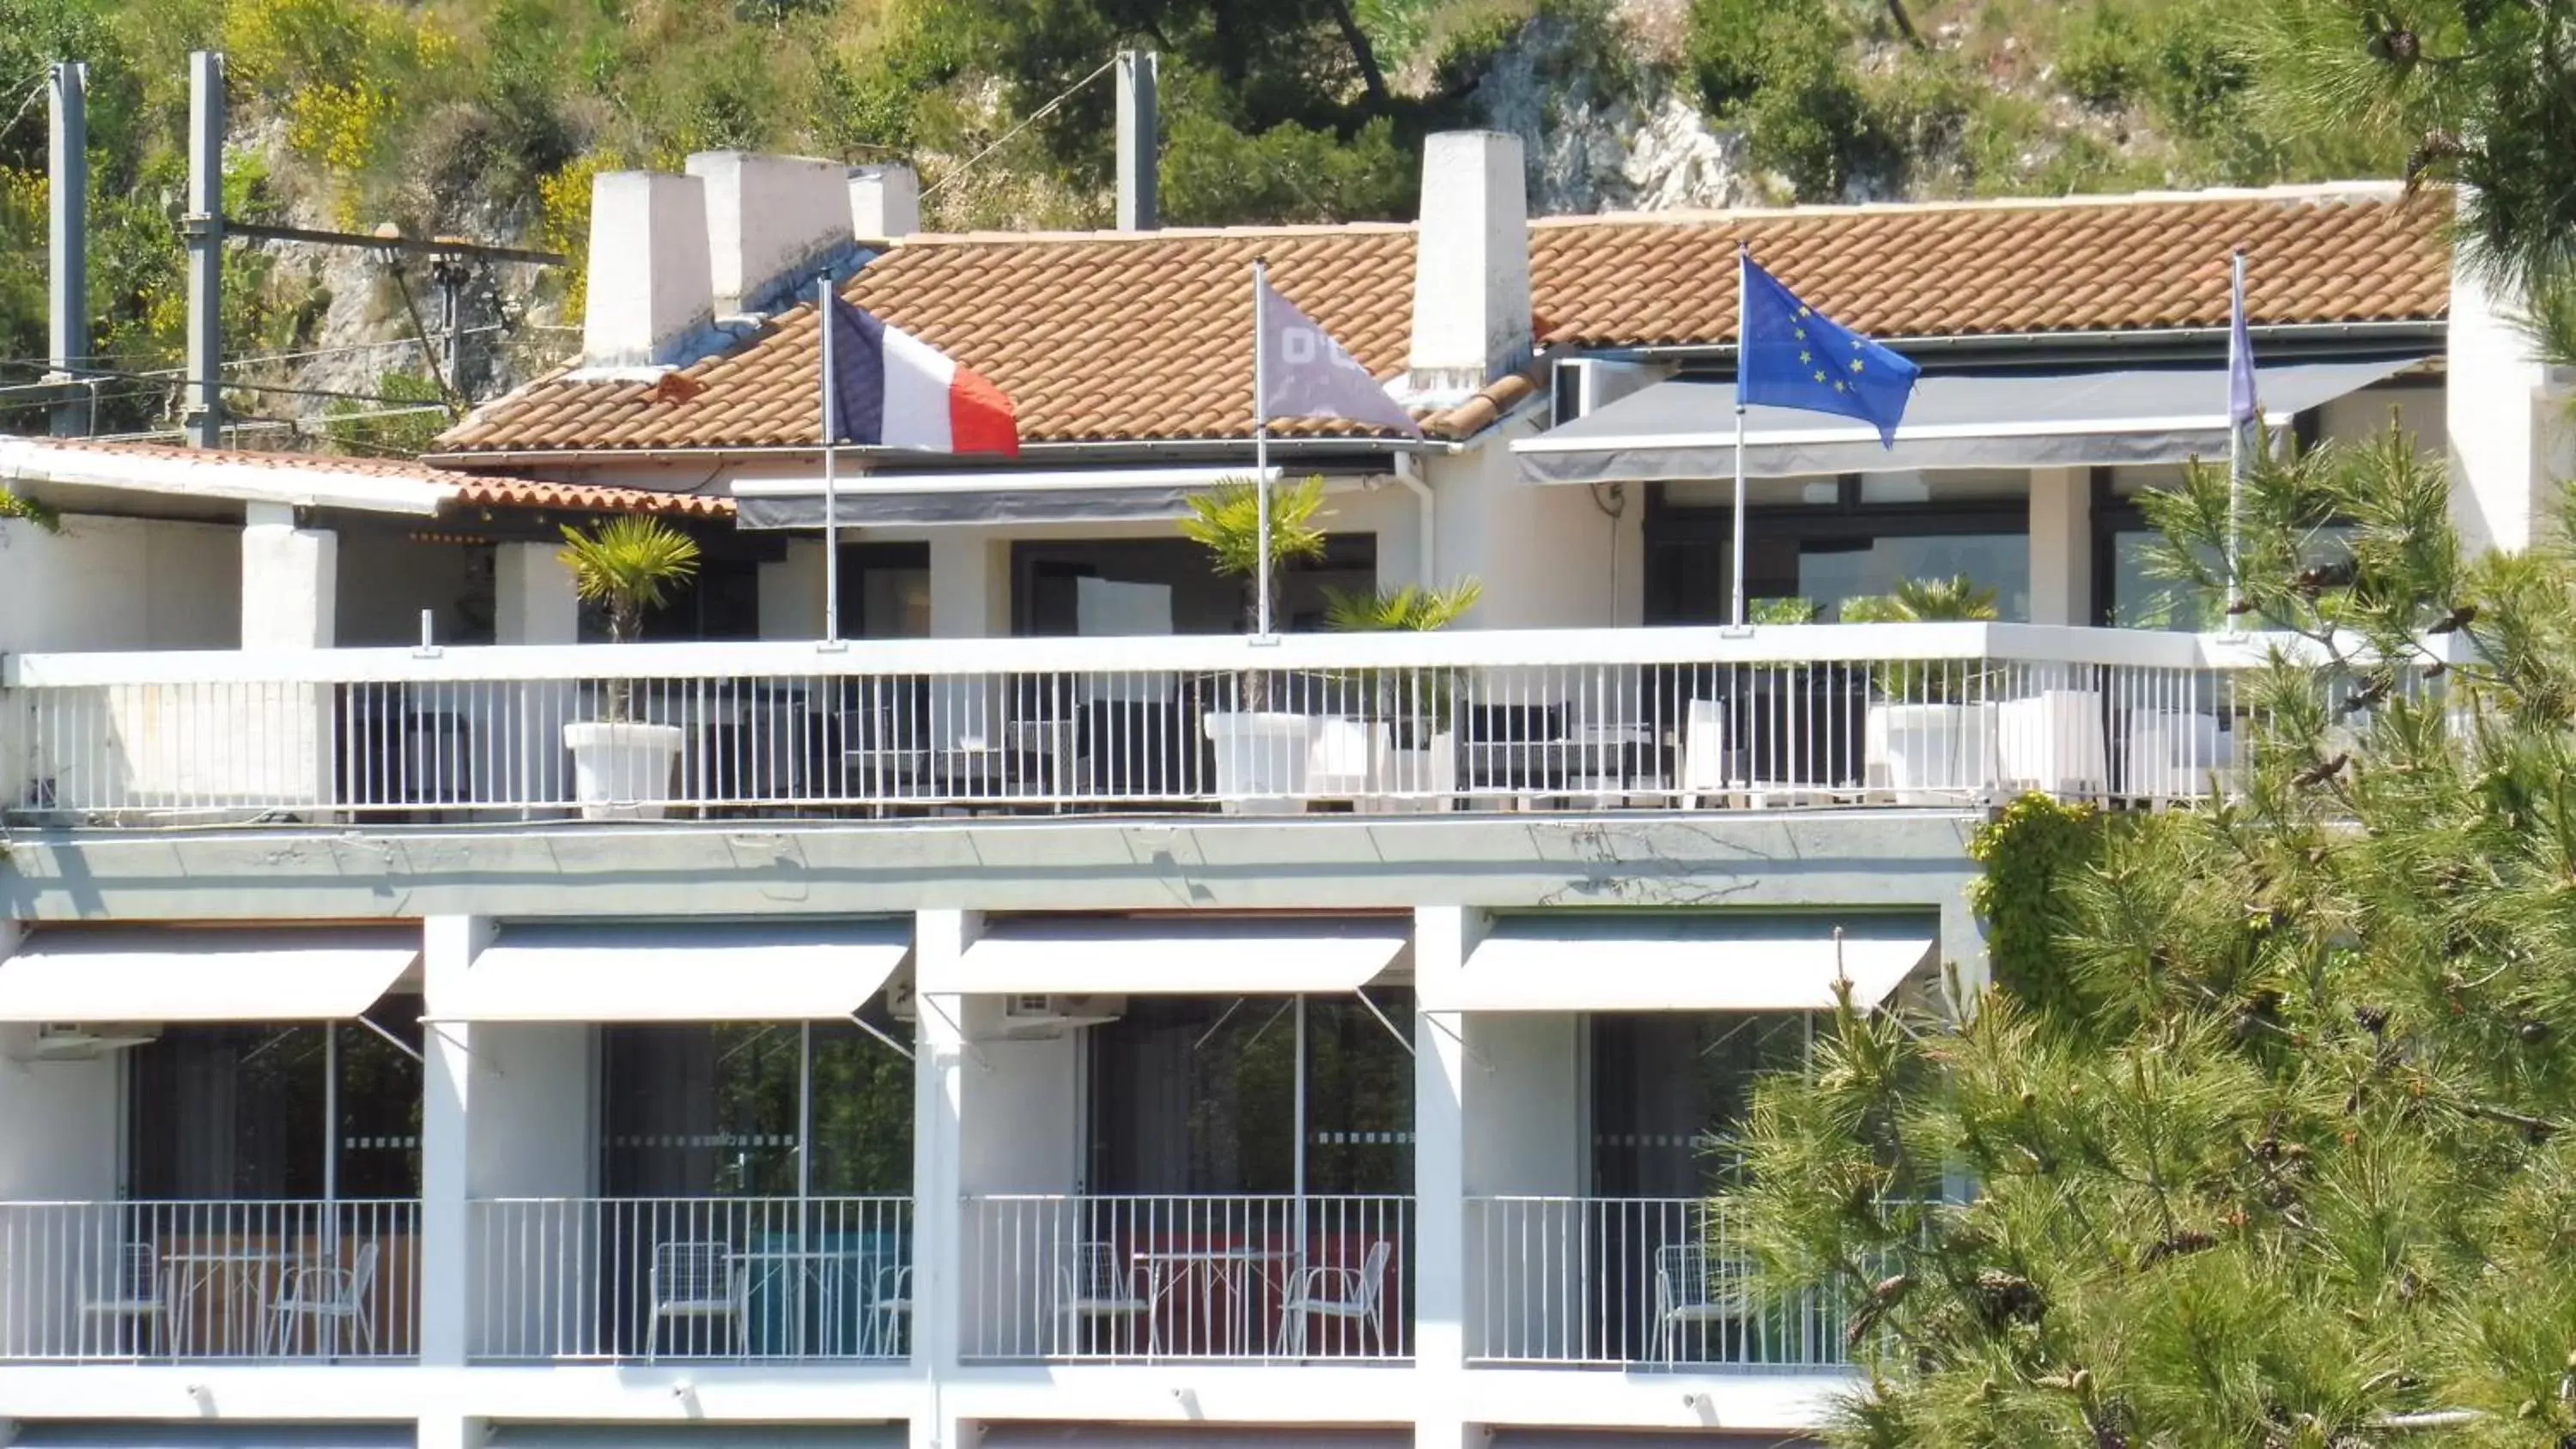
[884,976,917,1022]
[1550,357,1656,427]
[26,1022,161,1060]
[999,993,1126,1035]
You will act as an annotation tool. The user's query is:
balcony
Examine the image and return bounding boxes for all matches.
[1467,1197,1844,1371]
[0,1199,419,1363]
[467,1196,914,1363]
[0,625,2261,828]
[963,1194,1413,1363]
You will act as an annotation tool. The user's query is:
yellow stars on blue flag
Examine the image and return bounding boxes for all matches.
[1736,254,1923,447]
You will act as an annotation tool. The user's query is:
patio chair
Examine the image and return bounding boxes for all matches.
[1277,1239,1393,1358]
[1652,1243,1748,1364]
[268,1240,380,1357]
[76,1242,168,1357]
[646,1240,748,1361]
[868,1263,913,1359]
[1055,1241,1157,1357]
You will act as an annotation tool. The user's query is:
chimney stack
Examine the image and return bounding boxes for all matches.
[687,151,852,317]
[582,170,713,368]
[850,164,921,240]
[1406,130,1530,402]
[1115,50,1158,232]
[47,61,88,438]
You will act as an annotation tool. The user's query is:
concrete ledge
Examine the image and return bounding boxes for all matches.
[2,811,1981,922]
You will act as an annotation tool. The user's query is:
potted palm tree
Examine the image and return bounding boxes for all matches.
[557,516,701,820]
[1841,575,2001,803]
[1323,579,1482,809]
[1182,477,1328,805]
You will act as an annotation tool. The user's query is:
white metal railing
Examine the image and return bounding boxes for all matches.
[0,1198,419,1362]
[963,1193,1413,1363]
[0,625,2277,824]
[467,1195,911,1362]
[1467,1196,1845,1369]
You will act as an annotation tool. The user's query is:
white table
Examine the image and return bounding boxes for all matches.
[1131,1246,1294,1358]
[162,1248,288,1357]
[734,1247,872,1358]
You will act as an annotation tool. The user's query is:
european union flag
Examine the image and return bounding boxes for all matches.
[1738,255,1920,446]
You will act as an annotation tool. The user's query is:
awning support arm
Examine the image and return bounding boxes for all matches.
[1352,986,1415,1058]
[848,1009,916,1063]
[355,1011,424,1064]
[1416,1008,1490,1070]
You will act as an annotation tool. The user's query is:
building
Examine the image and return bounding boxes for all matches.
[0,130,2557,1449]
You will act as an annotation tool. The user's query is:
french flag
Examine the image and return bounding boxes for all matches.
[824,294,1019,457]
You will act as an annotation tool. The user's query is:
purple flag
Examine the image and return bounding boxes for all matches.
[2228,261,2259,427]
[1258,280,1422,436]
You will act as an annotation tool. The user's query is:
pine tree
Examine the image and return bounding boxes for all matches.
[1724,432,2576,1446]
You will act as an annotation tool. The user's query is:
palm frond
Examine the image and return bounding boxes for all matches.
[1178,477,1330,579]
[1321,578,1484,632]
[556,516,701,643]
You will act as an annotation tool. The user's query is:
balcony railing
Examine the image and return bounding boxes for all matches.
[1467,1196,1846,1369]
[468,1195,913,1362]
[963,1193,1413,1363]
[0,625,2275,826]
[0,1198,419,1362]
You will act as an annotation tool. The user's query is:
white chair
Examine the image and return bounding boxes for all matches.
[1055,1241,1157,1357]
[1679,699,1728,808]
[1652,1243,1747,1364]
[1277,1239,1392,1357]
[268,1240,380,1357]
[77,1242,168,1357]
[646,1240,748,1361]
[867,1263,913,1359]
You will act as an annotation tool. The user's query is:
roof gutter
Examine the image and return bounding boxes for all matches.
[421,435,1465,471]
[0,437,458,517]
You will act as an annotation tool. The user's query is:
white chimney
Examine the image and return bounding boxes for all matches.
[1406,130,1531,402]
[850,163,921,240]
[582,170,714,369]
[686,151,854,316]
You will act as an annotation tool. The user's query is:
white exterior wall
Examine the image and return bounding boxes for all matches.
[0,512,240,653]
[1429,415,1634,629]
[2447,257,2570,555]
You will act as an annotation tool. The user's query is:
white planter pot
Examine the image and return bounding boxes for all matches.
[1870,701,2000,804]
[563,720,684,821]
[1380,729,1457,812]
[1204,711,1315,813]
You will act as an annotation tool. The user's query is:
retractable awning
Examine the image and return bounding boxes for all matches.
[1514,355,2427,484]
[0,927,419,1022]
[1456,914,1935,1012]
[734,466,1375,530]
[442,920,911,1022]
[951,916,1410,995]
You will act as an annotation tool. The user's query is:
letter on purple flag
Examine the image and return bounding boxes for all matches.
[1257,281,1422,436]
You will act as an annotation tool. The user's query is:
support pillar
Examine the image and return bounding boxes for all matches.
[928,536,1003,743]
[47,61,88,439]
[419,914,495,1368]
[241,501,337,811]
[416,1412,486,1449]
[497,541,580,809]
[759,539,828,640]
[2027,467,2092,627]
[1412,906,1482,1449]
[911,909,980,1449]
[241,502,337,650]
[182,51,222,449]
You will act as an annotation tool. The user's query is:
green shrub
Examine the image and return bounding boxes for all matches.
[1161,111,1415,227]
[2058,2,2145,107]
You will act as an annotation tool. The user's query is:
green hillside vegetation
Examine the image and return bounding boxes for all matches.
[0,0,2408,441]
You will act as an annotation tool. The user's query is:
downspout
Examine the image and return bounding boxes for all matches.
[1392,452,1435,585]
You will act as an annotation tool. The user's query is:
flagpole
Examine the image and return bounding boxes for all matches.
[1731,243,1750,630]
[1253,257,1273,640]
[819,274,842,646]
[2226,246,2245,627]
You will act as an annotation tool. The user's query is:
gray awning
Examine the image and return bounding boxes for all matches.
[733,466,1375,530]
[1514,355,2427,484]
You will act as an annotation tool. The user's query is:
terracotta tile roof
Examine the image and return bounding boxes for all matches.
[3,438,728,518]
[436,185,2449,457]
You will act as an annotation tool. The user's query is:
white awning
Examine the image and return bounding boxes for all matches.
[0,927,419,1022]
[1457,915,1935,1012]
[951,917,1410,995]
[445,921,912,1022]
[1514,355,2428,484]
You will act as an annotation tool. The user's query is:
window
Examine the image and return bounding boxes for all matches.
[842,542,932,640]
[1012,536,1378,636]
[126,999,425,1200]
[599,1018,912,1197]
[1087,991,1415,1196]
[1645,476,2031,624]
[1589,1012,1807,1197]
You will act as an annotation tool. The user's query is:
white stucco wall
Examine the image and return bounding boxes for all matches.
[1430,415,1637,629]
[0,512,240,653]
[2447,260,2572,555]
[1462,1012,1583,1196]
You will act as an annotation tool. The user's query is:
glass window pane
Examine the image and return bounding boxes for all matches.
[1589,1012,1807,1196]
[129,1026,328,1199]
[1856,469,2025,504]
[1797,533,2031,621]
[1088,996,1297,1193]
[336,995,423,1198]
[1302,990,1415,1195]
[806,1015,914,1194]
[602,1024,804,1197]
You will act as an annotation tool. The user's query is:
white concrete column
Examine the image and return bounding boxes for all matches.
[240,501,337,649]
[2026,467,2092,626]
[416,1410,485,1449]
[419,915,494,1368]
[1412,906,1481,1449]
[759,538,828,640]
[495,541,578,645]
[911,908,980,1449]
[929,535,1004,743]
[2447,233,2576,557]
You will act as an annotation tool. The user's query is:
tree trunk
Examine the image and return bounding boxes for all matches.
[1322,0,1393,110]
